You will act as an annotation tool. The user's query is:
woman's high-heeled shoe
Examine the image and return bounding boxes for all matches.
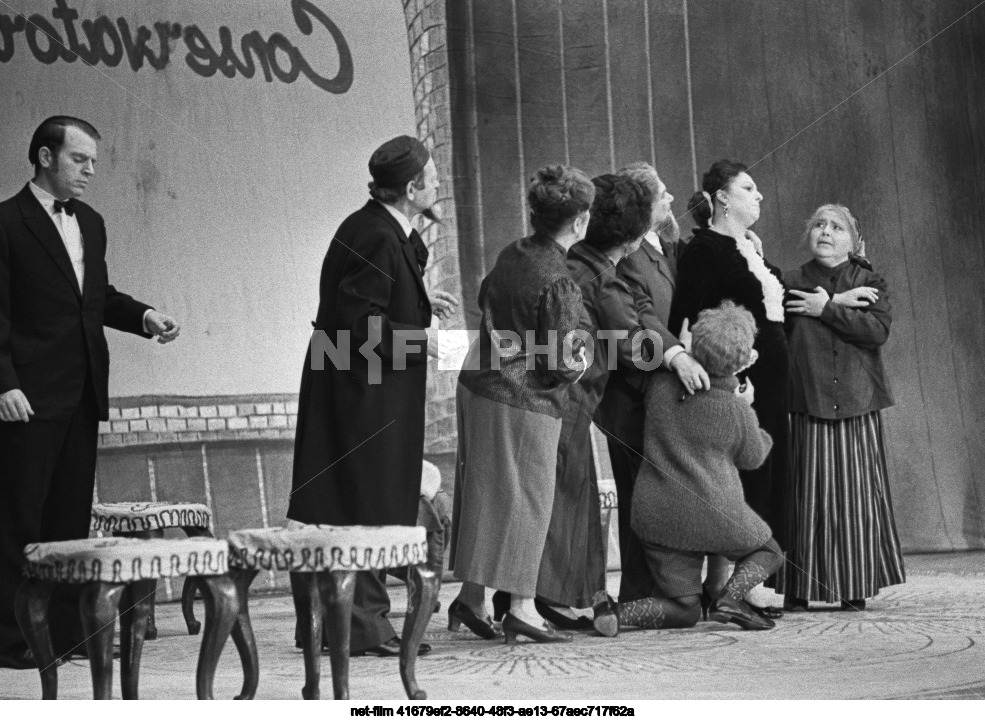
[783,597,809,613]
[448,599,498,639]
[492,590,511,622]
[699,588,714,621]
[502,613,573,645]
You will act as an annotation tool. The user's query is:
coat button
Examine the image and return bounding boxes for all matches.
[833,350,838,356]
[833,404,839,410]
[833,378,838,383]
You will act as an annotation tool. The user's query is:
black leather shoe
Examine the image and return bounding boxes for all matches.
[0,647,38,670]
[448,599,498,639]
[748,602,784,619]
[350,637,431,657]
[535,598,593,631]
[502,613,572,644]
[709,597,775,631]
[783,597,809,613]
[841,599,866,612]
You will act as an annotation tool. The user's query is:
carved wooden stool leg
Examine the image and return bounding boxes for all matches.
[181,577,202,635]
[116,529,163,640]
[401,564,439,700]
[78,583,125,700]
[119,579,155,700]
[195,574,239,700]
[180,526,213,635]
[14,580,58,700]
[290,571,323,700]
[229,569,260,700]
[320,570,356,700]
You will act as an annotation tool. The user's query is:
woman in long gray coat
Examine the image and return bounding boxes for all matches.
[449,165,594,644]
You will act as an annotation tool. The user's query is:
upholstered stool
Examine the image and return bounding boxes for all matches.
[14,536,257,700]
[228,525,437,700]
[91,501,213,639]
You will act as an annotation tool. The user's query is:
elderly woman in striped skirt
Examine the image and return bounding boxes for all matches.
[780,204,905,611]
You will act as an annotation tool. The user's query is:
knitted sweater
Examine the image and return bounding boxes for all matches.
[631,374,774,553]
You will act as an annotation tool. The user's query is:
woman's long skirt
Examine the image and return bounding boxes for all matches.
[535,381,607,609]
[448,383,563,596]
[778,411,906,602]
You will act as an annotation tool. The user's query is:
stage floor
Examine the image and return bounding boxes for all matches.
[2,552,983,700]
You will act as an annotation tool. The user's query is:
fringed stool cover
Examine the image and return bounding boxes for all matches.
[227,525,427,572]
[23,536,227,583]
[16,536,249,700]
[227,524,435,701]
[91,502,212,535]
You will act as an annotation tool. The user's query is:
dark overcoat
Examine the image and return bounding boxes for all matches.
[287,200,432,527]
[668,228,790,548]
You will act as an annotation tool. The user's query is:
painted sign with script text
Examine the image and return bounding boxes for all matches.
[0,0,415,396]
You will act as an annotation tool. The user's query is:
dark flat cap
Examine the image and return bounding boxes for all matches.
[369,135,430,188]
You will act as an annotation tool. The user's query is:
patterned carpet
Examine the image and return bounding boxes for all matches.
[2,552,983,700]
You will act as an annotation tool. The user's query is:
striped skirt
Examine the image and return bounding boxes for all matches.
[776,411,906,602]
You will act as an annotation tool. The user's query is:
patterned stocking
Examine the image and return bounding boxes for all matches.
[618,598,667,629]
[721,542,783,603]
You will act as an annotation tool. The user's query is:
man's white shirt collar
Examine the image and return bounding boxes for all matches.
[28,181,63,214]
[644,230,664,254]
[381,202,414,239]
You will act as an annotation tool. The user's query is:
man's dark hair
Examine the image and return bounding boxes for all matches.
[368,171,425,204]
[29,116,101,167]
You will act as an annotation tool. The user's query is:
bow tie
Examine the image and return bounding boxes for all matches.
[53,199,77,216]
[409,229,429,273]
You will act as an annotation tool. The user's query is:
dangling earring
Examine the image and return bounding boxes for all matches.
[723,202,730,219]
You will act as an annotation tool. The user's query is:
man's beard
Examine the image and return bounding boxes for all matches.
[421,206,442,224]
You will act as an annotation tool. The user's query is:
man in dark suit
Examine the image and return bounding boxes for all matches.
[288,135,456,657]
[0,116,180,668]
[595,162,710,603]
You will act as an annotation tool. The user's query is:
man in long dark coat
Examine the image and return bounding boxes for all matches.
[287,135,456,656]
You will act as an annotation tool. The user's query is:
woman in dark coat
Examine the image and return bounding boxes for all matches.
[448,165,594,644]
[781,204,905,611]
[668,159,787,614]
[535,174,657,635]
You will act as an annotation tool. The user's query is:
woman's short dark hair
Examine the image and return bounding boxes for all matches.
[687,190,711,229]
[528,165,595,237]
[367,170,425,204]
[702,159,748,209]
[29,116,101,167]
[582,174,653,252]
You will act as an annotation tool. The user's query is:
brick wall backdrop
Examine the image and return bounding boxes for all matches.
[403,0,464,455]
